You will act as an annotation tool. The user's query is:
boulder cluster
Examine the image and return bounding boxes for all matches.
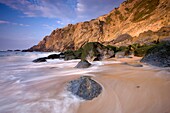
[33,41,170,68]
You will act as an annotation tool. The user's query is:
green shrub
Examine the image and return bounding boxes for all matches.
[115,10,121,15]
[125,8,130,12]
[64,48,83,60]
[117,46,129,52]
[134,44,155,57]
[74,47,83,58]
[131,43,141,49]
[132,0,159,22]
[105,14,112,24]
[106,45,118,52]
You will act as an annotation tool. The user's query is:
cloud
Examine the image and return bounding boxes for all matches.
[0,0,125,24]
[0,0,77,18]
[57,20,64,25]
[0,20,30,26]
[0,20,10,24]
[42,24,55,30]
[75,0,125,20]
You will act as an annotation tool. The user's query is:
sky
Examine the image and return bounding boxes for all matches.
[0,0,125,50]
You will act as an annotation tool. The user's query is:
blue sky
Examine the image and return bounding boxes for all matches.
[0,0,124,50]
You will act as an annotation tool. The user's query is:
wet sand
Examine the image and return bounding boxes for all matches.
[77,57,170,113]
[0,54,170,113]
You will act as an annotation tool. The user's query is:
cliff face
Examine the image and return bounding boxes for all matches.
[28,0,170,52]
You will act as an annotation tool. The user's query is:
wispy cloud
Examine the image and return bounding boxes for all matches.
[0,20,30,27]
[0,0,77,18]
[0,0,124,24]
[75,0,125,20]
[42,24,55,30]
[0,20,10,24]
[57,20,64,25]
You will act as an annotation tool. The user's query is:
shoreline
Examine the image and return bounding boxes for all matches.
[75,57,170,113]
[0,52,170,113]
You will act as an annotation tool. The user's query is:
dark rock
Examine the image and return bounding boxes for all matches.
[141,42,170,67]
[47,53,65,59]
[59,52,65,58]
[14,49,21,51]
[123,62,143,67]
[47,54,60,59]
[22,49,30,52]
[7,50,13,52]
[129,64,143,67]
[64,49,82,60]
[33,57,47,63]
[67,76,102,100]
[93,55,102,61]
[75,60,91,68]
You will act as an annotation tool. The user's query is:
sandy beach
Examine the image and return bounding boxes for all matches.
[0,53,170,113]
[77,57,170,113]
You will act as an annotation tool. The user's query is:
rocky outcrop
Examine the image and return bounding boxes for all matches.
[81,42,115,61]
[75,60,91,68]
[33,57,47,63]
[67,76,102,100]
[25,0,169,52]
[141,41,170,67]
[32,42,116,63]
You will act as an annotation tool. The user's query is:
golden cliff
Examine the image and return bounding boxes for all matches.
[27,0,170,52]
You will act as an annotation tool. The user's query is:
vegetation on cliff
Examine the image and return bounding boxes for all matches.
[26,0,169,52]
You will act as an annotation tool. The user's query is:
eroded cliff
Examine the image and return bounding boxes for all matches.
[27,0,170,52]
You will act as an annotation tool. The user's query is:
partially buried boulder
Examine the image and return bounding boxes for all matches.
[141,41,170,67]
[75,60,91,68]
[33,57,47,63]
[67,76,102,100]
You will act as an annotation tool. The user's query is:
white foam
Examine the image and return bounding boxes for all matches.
[14,91,83,113]
[0,52,123,113]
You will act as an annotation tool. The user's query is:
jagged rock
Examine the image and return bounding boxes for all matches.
[47,53,65,59]
[67,76,102,100]
[81,42,114,61]
[47,54,60,59]
[141,41,170,67]
[75,60,91,68]
[25,0,169,52]
[33,57,47,63]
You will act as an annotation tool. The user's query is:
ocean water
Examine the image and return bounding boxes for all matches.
[0,51,117,113]
[1,51,170,113]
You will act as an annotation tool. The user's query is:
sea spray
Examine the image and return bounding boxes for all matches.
[14,91,83,113]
